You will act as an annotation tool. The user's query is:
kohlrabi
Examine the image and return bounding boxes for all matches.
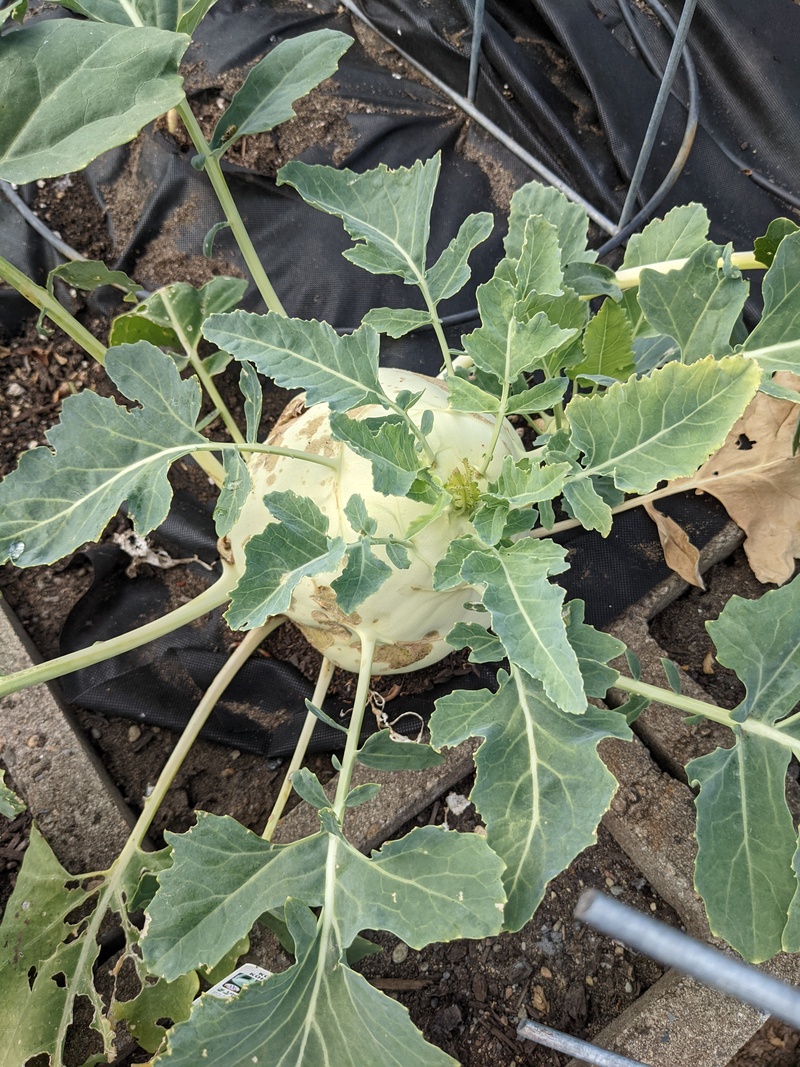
[2,5,800,1065]
[223,366,524,674]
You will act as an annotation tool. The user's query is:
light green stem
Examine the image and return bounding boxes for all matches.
[332,636,377,821]
[614,676,800,760]
[0,568,235,698]
[529,475,700,539]
[262,655,336,841]
[0,254,107,363]
[52,620,272,1060]
[478,375,510,478]
[161,290,245,444]
[613,250,766,292]
[417,275,454,377]
[176,101,286,317]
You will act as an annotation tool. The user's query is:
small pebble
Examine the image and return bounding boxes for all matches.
[585,975,594,986]
[540,966,552,979]
[6,382,24,398]
[610,885,624,897]
[625,981,634,993]
[26,735,44,748]
[392,943,408,964]
[90,727,102,740]
[127,725,141,743]
[220,767,235,778]
[650,903,657,911]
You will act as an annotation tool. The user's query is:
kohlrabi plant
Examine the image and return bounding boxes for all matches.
[2,2,800,1063]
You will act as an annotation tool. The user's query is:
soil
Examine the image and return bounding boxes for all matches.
[0,12,797,1066]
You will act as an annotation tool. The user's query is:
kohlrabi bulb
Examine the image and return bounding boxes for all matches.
[225,367,524,674]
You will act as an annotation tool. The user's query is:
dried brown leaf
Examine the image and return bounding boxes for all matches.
[676,372,800,584]
[643,499,705,588]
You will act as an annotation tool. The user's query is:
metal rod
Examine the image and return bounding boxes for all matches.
[617,0,699,230]
[467,0,485,103]
[517,1020,651,1067]
[335,0,619,235]
[577,890,800,1029]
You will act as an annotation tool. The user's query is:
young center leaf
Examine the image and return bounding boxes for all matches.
[0,20,189,184]
[430,671,629,930]
[0,343,205,567]
[689,577,800,961]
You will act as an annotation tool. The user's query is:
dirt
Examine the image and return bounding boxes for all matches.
[0,16,796,1067]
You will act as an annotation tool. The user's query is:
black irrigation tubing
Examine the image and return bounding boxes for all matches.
[616,0,699,231]
[466,0,486,104]
[577,890,800,1030]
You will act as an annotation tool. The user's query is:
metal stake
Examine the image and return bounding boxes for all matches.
[467,0,486,103]
[577,890,800,1029]
[517,1019,651,1066]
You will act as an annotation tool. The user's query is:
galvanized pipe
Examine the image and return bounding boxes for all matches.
[517,1019,650,1066]
[577,890,800,1029]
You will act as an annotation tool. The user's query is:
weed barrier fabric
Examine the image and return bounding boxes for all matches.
[4,0,797,751]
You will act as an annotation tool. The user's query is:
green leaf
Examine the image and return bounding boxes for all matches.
[742,230,800,374]
[563,600,625,697]
[225,491,346,631]
[708,578,800,725]
[460,541,586,714]
[432,535,485,591]
[345,783,381,808]
[514,215,564,297]
[505,182,594,266]
[48,260,140,302]
[362,306,431,338]
[54,0,218,32]
[621,205,711,337]
[357,731,444,771]
[343,494,377,536]
[471,500,510,546]
[0,0,27,28]
[291,768,331,811]
[753,218,799,270]
[158,928,457,1066]
[203,311,385,412]
[431,671,628,930]
[446,621,505,663]
[661,657,683,694]
[213,449,250,538]
[385,540,411,570]
[331,538,392,614]
[305,699,348,735]
[0,770,25,819]
[688,578,800,960]
[638,244,748,363]
[427,211,494,302]
[464,277,577,383]
[622,204,711,269]
[209,30,351,156]
[0,21,188,184]
[239,360,262,443]
[144,814,505,981]
[561,476,613,536]
[689,738,796,962]
[0,829,103,1065]
[279,156,440,281]
[504,376,569,415]
[446,375,502,414]
[487,454,570,508]
[0,343,204,566]
[329,413,422,495]
[570,298,635,383]
[112,970,197,1054]
[567,355,761,494]
[562,261,621,300]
